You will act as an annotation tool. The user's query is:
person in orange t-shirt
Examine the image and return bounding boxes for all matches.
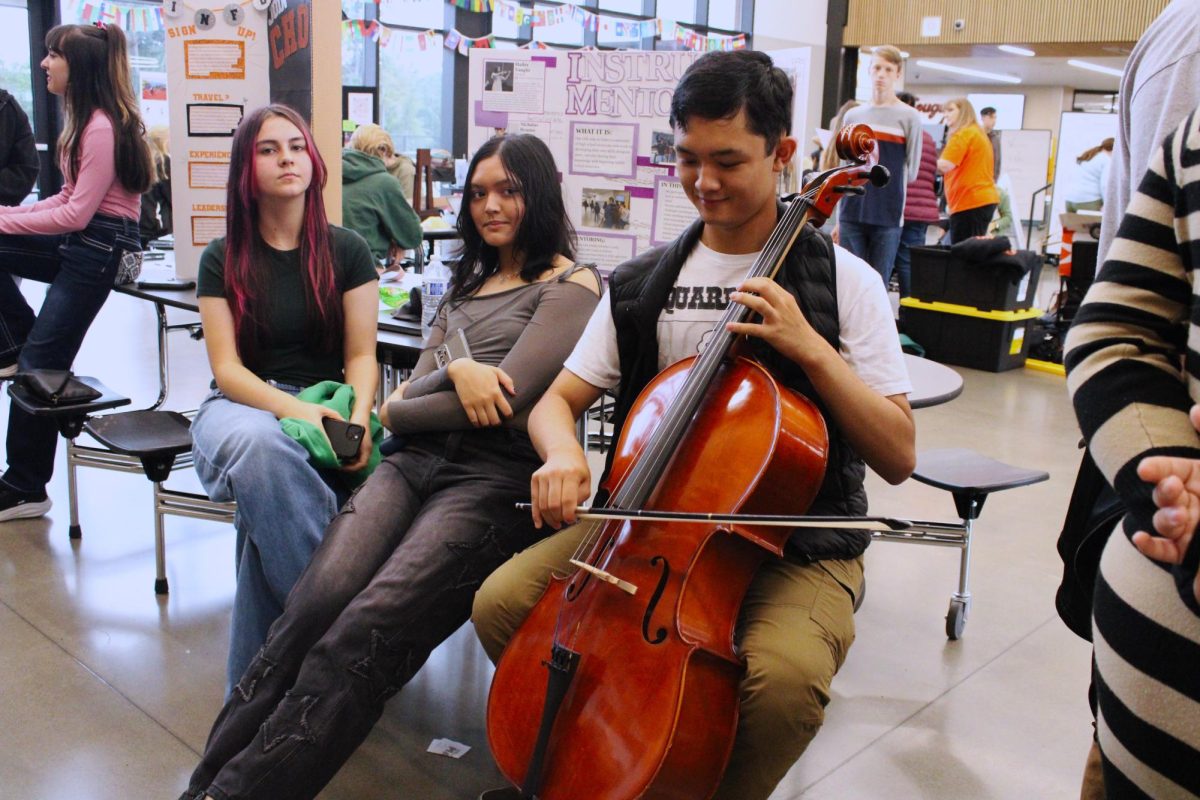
[937,97,1000,242]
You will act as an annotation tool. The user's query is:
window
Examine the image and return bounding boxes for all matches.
[707,0,741,32]
[0,1,30,118]
[378,34,446,152]
[533,3,585,48]
[342,23,370,87]
[492,4,523,40]
[356,0,450,153]
[378,0,444,29]
[656,0,698,24]
[600,0,644,12]
[58,0,167,128]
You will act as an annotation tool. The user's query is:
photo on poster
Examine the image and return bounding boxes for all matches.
[140,70,169,128]
[141,72,167,101]
[483,61,514,92]
[650,131,675,165]
[581,188,632,230]
[480,59,547,114]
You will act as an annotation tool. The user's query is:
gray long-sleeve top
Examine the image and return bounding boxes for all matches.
[387,265,600,433]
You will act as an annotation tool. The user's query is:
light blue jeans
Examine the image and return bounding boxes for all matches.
[190,386,347,695]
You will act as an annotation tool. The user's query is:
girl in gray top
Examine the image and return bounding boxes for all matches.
[180,134,600,800]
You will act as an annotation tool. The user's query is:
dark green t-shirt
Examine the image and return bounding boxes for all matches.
[197,225,377,387]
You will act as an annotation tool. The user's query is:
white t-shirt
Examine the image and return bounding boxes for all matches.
[564,239,912,399]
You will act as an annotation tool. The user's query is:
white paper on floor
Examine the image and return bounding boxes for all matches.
[427,738,471,758]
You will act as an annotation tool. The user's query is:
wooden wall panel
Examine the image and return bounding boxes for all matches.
[844,0,1169,46]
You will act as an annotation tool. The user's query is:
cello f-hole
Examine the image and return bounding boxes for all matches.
[641,555,671,645]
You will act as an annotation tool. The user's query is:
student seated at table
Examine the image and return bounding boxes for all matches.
[0,23,149,522]
[178,133,600,800]
[342,123,421,268]
[189,104,379,693]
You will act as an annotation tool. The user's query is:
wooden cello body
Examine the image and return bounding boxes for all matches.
[485,124,886,800]
[488,356,828,799]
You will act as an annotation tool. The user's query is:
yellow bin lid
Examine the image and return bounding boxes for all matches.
[900,297,1042,322]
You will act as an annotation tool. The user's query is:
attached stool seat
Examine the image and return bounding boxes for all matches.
[912,447,1049,519]
[872,447,1049,639]
[84,410,193,481]
[76,410,235,594]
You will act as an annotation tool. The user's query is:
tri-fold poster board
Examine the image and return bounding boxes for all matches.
[164,2,272,278]
[164,0,321,278]
[466,48,811,276]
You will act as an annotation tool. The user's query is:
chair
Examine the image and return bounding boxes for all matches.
[875,447,1049,639]
[9,380,235,595]
[579,412,1048,639]
[412,148,440,220]
[77,410,235,594]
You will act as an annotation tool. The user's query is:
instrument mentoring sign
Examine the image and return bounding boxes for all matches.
[469,50,701,276]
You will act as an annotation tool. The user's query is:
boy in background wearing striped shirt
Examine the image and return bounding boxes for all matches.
[835,44,923,291]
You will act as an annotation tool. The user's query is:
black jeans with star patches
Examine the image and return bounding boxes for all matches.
[181,428,546,800]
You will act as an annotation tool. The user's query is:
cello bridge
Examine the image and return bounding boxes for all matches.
[568,559,638,596]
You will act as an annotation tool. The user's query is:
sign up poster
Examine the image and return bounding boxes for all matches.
[164,2,271,278]
[468,50,701,277]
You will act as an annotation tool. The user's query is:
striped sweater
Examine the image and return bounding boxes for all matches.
[838,102,923,228]
[1064,107,1200,616]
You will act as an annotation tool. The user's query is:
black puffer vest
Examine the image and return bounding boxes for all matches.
[597,208,870,562]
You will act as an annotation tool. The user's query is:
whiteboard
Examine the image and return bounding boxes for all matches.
[998,128,1051,248]
[1049,111,1118,241]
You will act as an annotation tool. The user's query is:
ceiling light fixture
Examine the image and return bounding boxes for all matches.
[913,59,1022,84]
[997,44,1035,56]
[1067,59,1124,77]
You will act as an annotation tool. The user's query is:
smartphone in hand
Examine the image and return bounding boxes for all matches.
[322,417,366,461]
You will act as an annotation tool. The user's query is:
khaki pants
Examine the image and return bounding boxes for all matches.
[472,524,862,800]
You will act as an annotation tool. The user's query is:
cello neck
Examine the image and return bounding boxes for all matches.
[608,198,814,512]
[607,124,883,512]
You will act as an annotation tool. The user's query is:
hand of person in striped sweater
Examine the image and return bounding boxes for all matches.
[1134,404,1200,604]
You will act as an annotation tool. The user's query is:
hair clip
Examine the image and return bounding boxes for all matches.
[93,20,106,29]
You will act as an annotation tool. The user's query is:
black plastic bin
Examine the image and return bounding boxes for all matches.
[899,298,1040,372]
[910,246,1042,311]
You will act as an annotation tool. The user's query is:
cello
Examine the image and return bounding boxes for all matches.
[485,124,889,800]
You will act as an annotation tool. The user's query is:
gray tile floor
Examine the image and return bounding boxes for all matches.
[0,279,1093,799]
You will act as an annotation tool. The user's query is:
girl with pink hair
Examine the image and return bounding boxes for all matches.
[189,104,379,692]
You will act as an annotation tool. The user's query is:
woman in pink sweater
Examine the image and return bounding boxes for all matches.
[0,22,151,522]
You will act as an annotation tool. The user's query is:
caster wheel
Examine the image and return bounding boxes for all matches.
[945,598,967,640]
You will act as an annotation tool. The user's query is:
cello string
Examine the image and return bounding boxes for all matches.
[609,197,812,512]
[565,516,604,574]
[604,145,863,509]
[607,206,804,511]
